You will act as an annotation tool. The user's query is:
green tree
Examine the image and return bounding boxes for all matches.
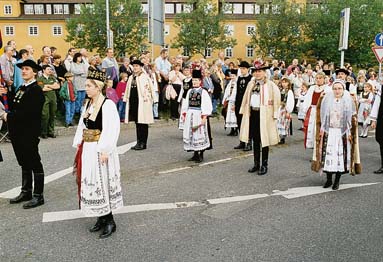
[304,0,383,67]
[65,0,146,57]
[172,0,237,58]
[250,0,306,61]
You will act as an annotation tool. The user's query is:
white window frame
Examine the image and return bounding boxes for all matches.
[141,4,148,14]
[63,4,69,14]
[175,3,182,13]
[246,25,256,36]
[34,4,44,15]
[183,47,190,57]
[204,47,212,58]
[183,4,193,13]
[28,26,39,36]
[164,25,170,36]
[244,3,254,14]
[225,47,233,58]
[24,4,34,15]
[224,25,234,37]
[264,4,270,14]
[52,25,63,36]
[53,4,63,14]
[46,4,52,14]
[233,3,243,14]
[4,5,12,15]
[4,26,15,36]
[74,4,81,14]
[223,3,232,14]
[165,3,174,14]
[254,4,261,14]
[246,45,254,58]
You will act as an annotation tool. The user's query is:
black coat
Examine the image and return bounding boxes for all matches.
[7,81,45,138]
[376,100,383,144]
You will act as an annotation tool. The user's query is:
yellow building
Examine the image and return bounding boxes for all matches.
[0,0,307,60]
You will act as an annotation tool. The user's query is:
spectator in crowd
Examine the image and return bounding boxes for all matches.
[25,45,35,61]
[13,49,29,91]
[154,48,172,112]
[71,52,88,114]
[0,45,17,89]
[119,57,132,76]
[59,72,76,127]
[7,40,19,60]
[101,48,119,87]
[64,48,76,72]
[115,72,128,122]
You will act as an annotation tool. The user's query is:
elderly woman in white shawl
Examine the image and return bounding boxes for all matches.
[313,80,360,190]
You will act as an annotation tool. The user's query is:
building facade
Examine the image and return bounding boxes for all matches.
[0,0,307,60]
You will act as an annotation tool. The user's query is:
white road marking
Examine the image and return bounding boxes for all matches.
[199,158,232,167]
[158,167,192,174]
[0,142,136,199]
[42,182,380,223]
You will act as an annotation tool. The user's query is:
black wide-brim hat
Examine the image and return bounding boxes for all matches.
[16,59,42,71]
[238,61,250,68]
[335,68,350,76]
[192,69,202,79]
[131,59,144,67]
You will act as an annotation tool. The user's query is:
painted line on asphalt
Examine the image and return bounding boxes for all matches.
[42,182,380,223]
[158,153,252,174]
[0,142,136,199]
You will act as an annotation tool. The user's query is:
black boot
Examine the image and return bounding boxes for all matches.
[373,167,383,174]
[332,173,341,190]
[248,162,260,173]
[234,141,245,149]
[258,160,268,176]
[243,143,252,151]
[323,173,333,188]
[132,143,146,150]
[278,138,285,145]
[233,128,238,136]
[89,216,106,232]
[227,128,236,136]
[199,151,204,162]
[188,151,199,161]
[23,194,44,209]
[9,192,32,204]
[99,213,116,239]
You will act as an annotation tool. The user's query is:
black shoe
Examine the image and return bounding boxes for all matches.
[233,130,238,136]
[132,143,146,150]
[248,164,260,173]
[227,132,236,136]
[243,143,252,151]
[41,134,48,139]
[373,167,383,174]
[99,221,116,239]
[278,138,285,145]
[188,152,199,161]
[22,195,44,209]
[9,192,32,204]
[332,174,341,190]
[258,165,268,175]
[323,173,333,188]
[89,217,106,233]
[48,134,56,138]
[234,142,245,149]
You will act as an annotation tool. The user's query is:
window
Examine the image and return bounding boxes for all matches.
[233,4,242,14]
[24,4,34,15]
[74,4,81,14]
[246,46,254,58]
[34,4,44,15]
[164,25,170,36]
[63,4,69,14]
[247,25,256,36]
[244,4,254,14]
[165,3,174,14]
[224,25,234,36]
[4,5,12,15]
[28,26,39,36]
[272,5,281,14]
[225,47,233,58]
[4,26,15,36]
[254,4,261,14]
[183,47,190,57]
[53,4,63,14]
[264,4,270,14]
[175,3,182,13]
[204,48,212,58]
[223,3,232,14]
[183,4,192,13]
[141,4,148,14]
[46,4,52,14]
[52,25,62,36]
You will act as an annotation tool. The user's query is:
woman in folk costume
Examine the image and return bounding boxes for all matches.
[178,66,192,130]
[123,60,156,150]
[358,82,374,138]
[183,69,213,163]
[302,72,329,149]
[277,77,295,144]
[312,80,361,190]
[239,61,281,175]
[296,81,308,130]
[222,69,238,136]
[73,70,123,238]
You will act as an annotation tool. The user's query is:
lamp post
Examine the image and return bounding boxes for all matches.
[106,0,111,48]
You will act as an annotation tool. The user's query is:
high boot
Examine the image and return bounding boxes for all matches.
[234,141,245,149]
[243,142,252,151]
[332,173,341,190]
[10,169,33,204]
[323,173,333,188]
[188,151,199,161]
[258,160,268,176]
[248,161,260,173]
[89,216,106,232]
[199,151,204,162]
[227,128,236,136]
[23,171,45,209]
[100,213,116,239]
[233,128,238,136]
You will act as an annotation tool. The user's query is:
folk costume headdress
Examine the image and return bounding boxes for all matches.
[84,70,107,122]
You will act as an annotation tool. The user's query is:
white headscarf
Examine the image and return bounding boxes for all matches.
[320,80,356,135]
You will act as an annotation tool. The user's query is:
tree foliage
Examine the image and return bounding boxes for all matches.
[65,0,146,57]
[172,0,237,58]
[251,0,383,66]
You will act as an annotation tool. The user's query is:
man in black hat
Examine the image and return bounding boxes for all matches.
[371,85,383,174]
[234,61,252,151]
[1,59,46,208]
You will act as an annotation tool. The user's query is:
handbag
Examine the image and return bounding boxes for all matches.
[165,84,177,100]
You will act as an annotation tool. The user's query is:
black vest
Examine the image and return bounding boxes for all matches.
[83,99,107,131]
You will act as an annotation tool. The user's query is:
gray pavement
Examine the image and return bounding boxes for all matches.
[0,117,382,262]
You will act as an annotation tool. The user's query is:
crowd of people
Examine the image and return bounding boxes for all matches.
[1,40,383,239]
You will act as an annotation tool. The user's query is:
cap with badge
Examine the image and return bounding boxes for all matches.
[87,70,106,82]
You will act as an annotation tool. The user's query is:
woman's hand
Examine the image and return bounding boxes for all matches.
[371,121,376,129]
[100,152,108,165]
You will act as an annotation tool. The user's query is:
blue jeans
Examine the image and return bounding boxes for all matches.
[75,90,86,114]
[64,100,75,124]
[117,99,126,121]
